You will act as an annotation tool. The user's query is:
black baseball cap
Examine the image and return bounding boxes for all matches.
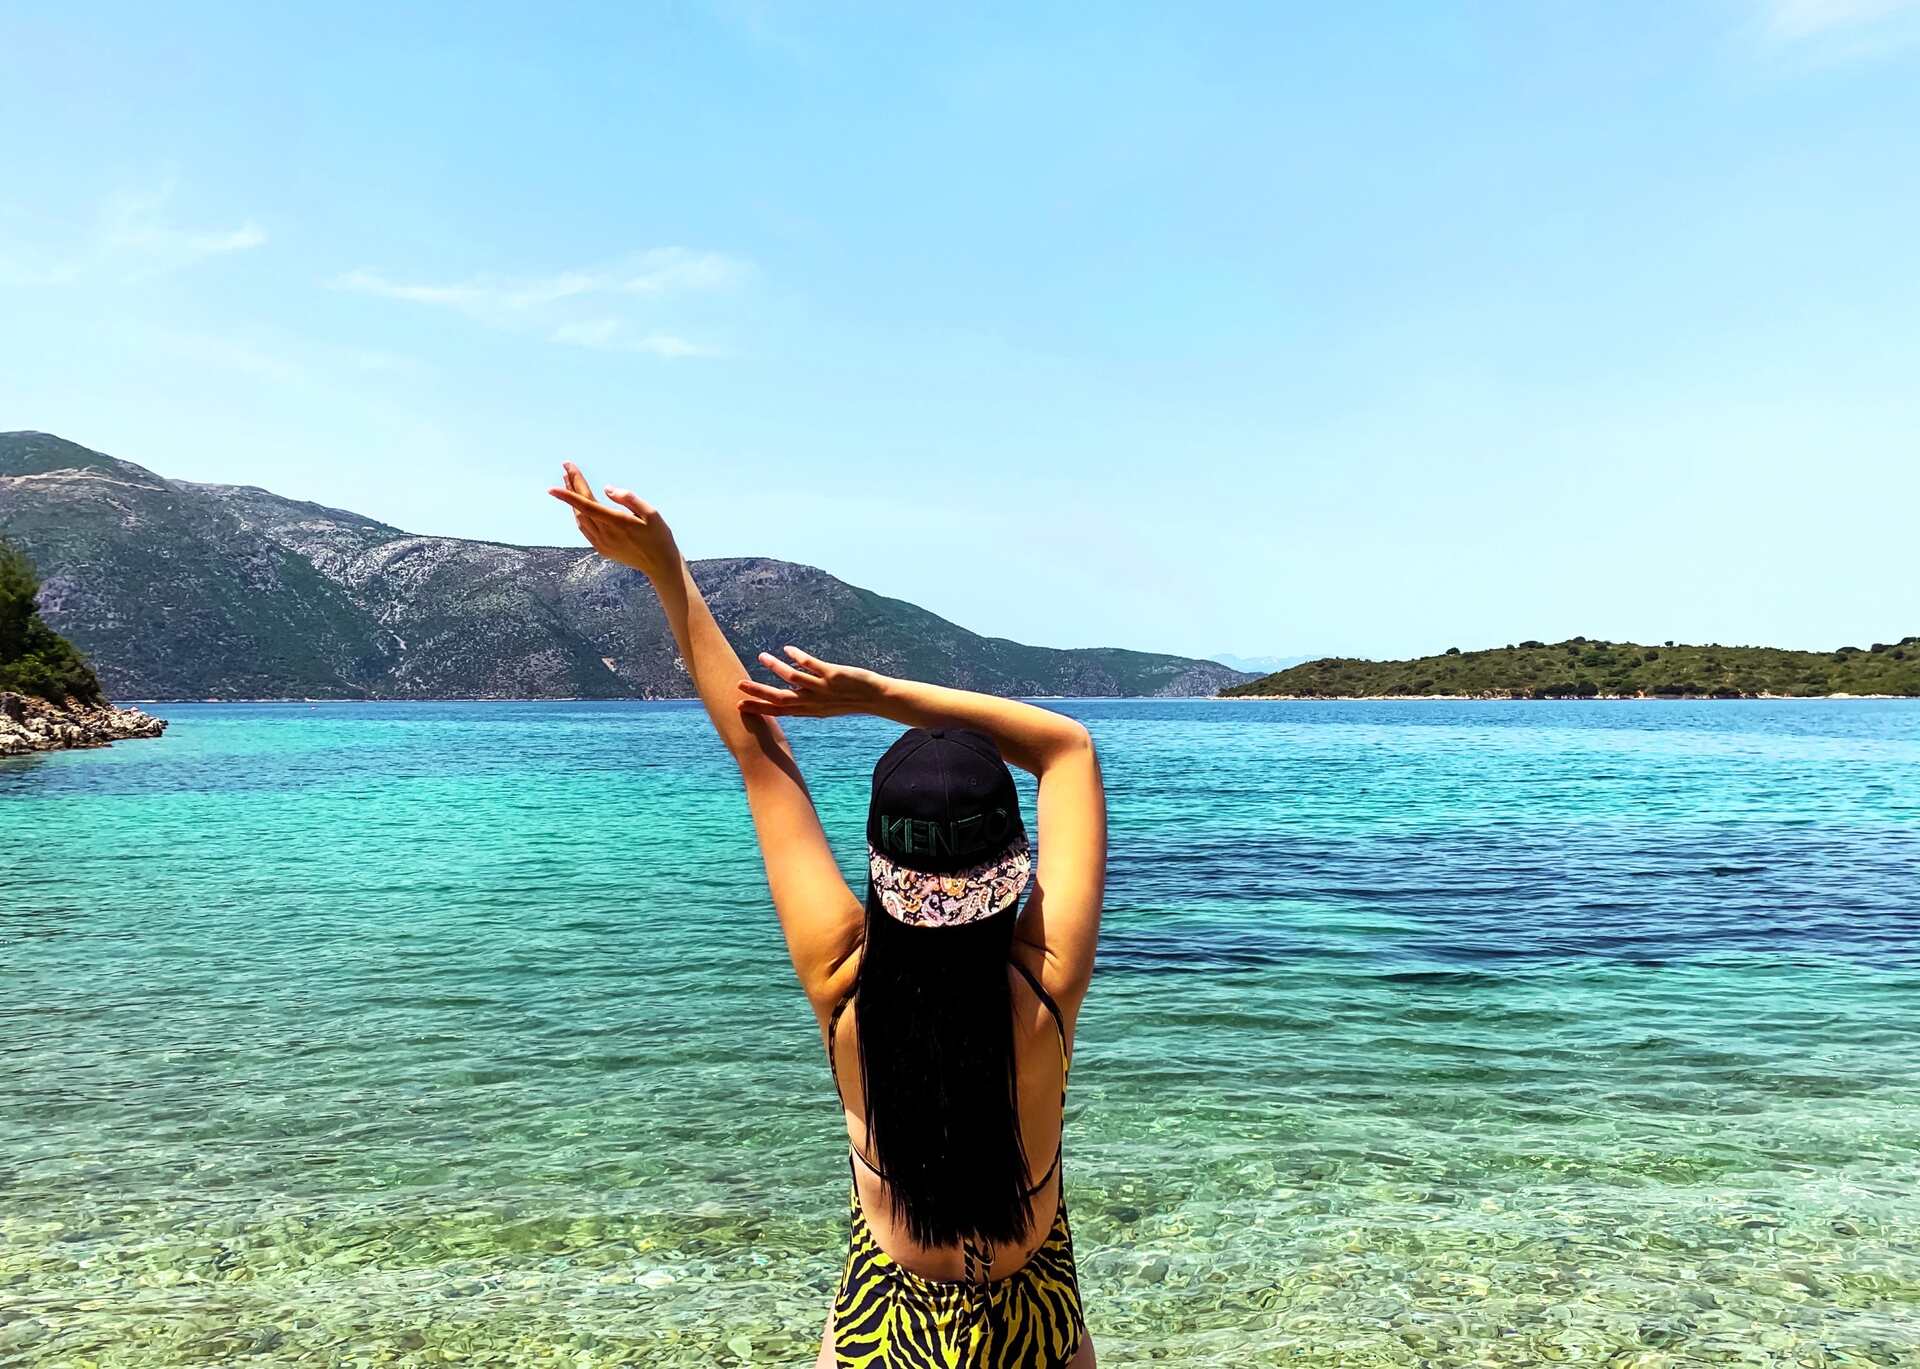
[866,727,1032,926]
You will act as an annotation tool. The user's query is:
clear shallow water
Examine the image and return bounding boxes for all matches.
[4,699,1919,1368]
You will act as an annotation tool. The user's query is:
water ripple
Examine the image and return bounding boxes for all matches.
[3,699,1917,1366]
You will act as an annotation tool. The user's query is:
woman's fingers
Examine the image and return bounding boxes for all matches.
[549,487,637,522]
[757,651,818,687]
[605,487,658,521]
[782,645,830,676]
[552,470,660,545]
[767,648,825,683]
[738,698,804,717]
[548,486,597,514]
[738,679,799,703]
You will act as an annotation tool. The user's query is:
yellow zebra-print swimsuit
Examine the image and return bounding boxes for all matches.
[827,962,1085,1367]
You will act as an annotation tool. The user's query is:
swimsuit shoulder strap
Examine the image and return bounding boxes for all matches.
[1010,958,1070,1198]
[827,990,895,1184]
[1010,958,1069,1071]
[825,989,854,1098]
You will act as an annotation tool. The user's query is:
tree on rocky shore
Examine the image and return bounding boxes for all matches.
[0,536,103,703]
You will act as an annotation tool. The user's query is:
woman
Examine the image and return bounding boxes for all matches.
[550,465,1105,1367]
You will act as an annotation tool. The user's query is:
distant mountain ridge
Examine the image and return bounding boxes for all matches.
[0,432,1253,701]
[1209,652,1315,675]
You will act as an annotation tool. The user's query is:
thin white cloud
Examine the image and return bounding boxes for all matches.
[0,177,264,288]
[332,248,746,359]
[549,317,624,348]
[331,248,749,318]
[331,269,502,311]
[549,318,724,359]
[638,334,725,359]
[345,348,430,376]
[96,180,266,274]
[1766,0,1920,37]
[102,217,266,257]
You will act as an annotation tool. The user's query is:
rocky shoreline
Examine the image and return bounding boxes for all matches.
[0,691,167,756]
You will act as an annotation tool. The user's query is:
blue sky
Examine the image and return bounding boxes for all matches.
[3,2,1916,661]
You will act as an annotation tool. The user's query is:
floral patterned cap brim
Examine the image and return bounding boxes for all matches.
[868,835,1033,927]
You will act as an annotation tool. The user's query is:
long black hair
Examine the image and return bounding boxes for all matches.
[854,885,1035,1249]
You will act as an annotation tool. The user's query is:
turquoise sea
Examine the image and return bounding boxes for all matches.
[5,699,1919,1368]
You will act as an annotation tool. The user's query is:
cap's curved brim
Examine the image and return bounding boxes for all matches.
[868,834,1032,927]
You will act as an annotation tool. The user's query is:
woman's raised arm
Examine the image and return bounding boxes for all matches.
[548,465,862,1013]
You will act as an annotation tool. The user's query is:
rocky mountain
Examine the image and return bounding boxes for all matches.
[0,432,1253,701]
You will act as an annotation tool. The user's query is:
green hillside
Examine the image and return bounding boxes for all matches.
[1222,637,1920,699]
[0,432,1253,700]
[0,537,103,703]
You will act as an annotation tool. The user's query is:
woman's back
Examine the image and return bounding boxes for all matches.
[826,947,1072,1281]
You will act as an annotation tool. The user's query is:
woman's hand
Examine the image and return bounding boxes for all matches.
[738,647,889,719]
[546,462,681,582]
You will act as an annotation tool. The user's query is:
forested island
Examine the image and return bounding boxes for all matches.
[1222,637,1920,700]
